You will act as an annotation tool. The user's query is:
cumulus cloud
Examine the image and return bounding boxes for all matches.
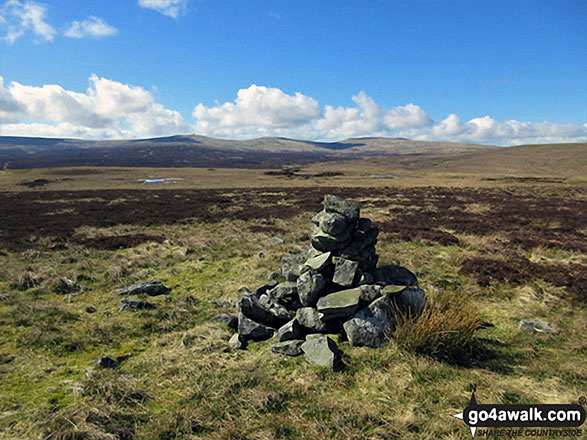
[138,0,188,18]
[0,75,190,139]
[191,86,587,145]
[64,16,118,39]
[0,0,55,44]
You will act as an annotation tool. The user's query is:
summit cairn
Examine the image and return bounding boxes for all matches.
[230,195,426,370]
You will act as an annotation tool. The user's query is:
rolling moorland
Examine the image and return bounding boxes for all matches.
[0,137,585,439]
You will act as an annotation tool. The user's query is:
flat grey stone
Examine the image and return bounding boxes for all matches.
[301,336,344,371]
[268,281,298,301]
[118,280,171,296]
[303,251,332,272]
[518,320,555,334]
[323,195,360,222]
[265,237,284,245]
[297,270,327,306]
[295,307,329,332]
[270,340,304,356]
[274,319,305,342]
[316,288,362,319]
[332,258,359,287]
[237,312,274,341]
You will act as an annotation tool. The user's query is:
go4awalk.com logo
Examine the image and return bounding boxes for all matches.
[452,386,586,438]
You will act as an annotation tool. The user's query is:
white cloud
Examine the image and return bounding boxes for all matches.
[64,16,118,39]
[193,85,322,138]
[0,75,190,139]
[0,0,55,44]
[138,0,188,18]
[2,78,586,145]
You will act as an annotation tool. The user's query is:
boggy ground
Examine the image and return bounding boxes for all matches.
[0,173,585,439]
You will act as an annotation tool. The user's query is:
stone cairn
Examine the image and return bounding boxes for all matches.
[228,195,426,371]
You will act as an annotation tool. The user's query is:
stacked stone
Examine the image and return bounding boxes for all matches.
[228,195,426,371]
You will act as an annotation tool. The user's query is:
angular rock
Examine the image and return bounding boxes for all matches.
[303,251,332,272]
[94,356,117,368]
[268,281,298,301]
[239,293,291,327]
[323,194,360,222]
[280,254,306,281]
[343,295,398,348]
[301,336,344,371]
[229,333,247,349]
[118,280,171,296]
[238,312,274,341]
[270,339,304,356]
[274,319,305,342]
[316,288,362,319]
[332,258,359,287]
[318,212,349,236]
[297,270,327,306]
[295,307,329,332]
[359,284,382,304]
[211,313,238,330]
[310,227,352,252]
[358,272,374,285]
[265,237,284,245]
[373,265,418,287]
[119,298,155,311]
[393,287,427,317]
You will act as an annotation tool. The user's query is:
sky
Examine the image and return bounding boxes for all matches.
[0,0,586,146]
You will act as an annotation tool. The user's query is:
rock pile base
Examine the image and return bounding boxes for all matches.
[230,195,426,370]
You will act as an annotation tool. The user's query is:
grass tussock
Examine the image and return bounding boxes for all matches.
[394,290,481,362]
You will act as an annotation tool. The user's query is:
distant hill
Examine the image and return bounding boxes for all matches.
[0,135,494,169]
[368,143,586,177]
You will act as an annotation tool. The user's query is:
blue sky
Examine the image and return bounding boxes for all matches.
[1,0,586,145]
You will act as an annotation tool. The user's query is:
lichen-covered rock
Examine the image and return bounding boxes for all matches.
[301,336,344,371]
[332,258,359,287]
[297,270,327,306]
[518,319,555,333]
[274,319,305,342]
[316,288,362,319]
[343,295,398,347]
[280,254,306,281]
[303,251,332,272]
[118,280,171,296]
[268,281,298,301]
[318,212,349,236]
[238,312,275,341]
[295,307,329,332]
[239,293,291,327]
[270,340,304,356]
[119,298,155,311]
[359,284,382,304]
[323,194,360,222]
[311,227,352,252]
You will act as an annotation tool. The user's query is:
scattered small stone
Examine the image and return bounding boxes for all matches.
[257,250,267,259]
[93,357,117,368]
[86,306,97,313]
[209,299,234,308]
[118,280,171,296]
[56,277,78,294]
[518,319,556,334]
[266,237,285,245]
[271,340,304,356]
[119,298,155,311]
[211,313,238,330]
